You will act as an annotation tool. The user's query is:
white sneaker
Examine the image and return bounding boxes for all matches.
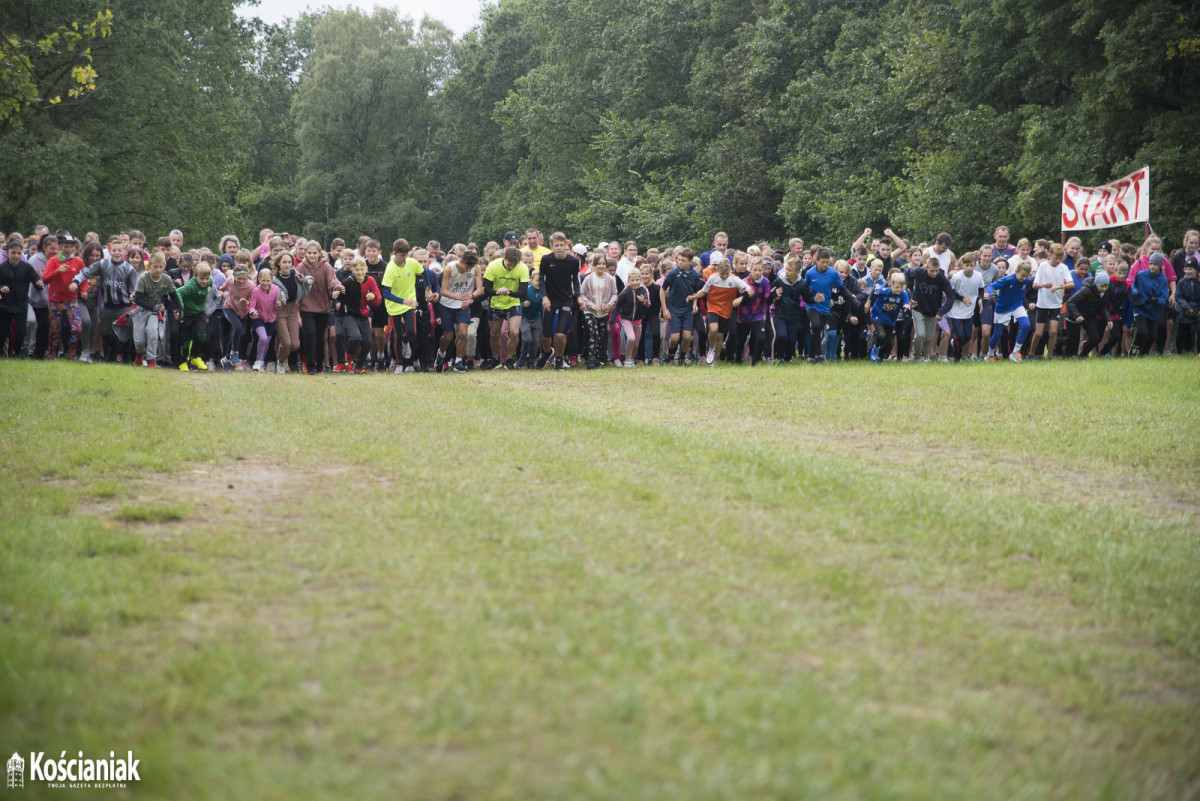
[79,352,93,364]
[393,366,404,375]
[625,361,636,368]
[253,360,264,372]
[706,347,715,365]
[275,363,285,375]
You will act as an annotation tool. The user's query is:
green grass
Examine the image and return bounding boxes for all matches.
[1,358,1198,800]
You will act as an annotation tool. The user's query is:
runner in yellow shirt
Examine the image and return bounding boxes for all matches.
[481,246,529,369]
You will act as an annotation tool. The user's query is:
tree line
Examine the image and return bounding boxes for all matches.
[3,0,1197,250]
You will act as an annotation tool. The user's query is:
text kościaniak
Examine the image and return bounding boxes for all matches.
[28,750,141,785]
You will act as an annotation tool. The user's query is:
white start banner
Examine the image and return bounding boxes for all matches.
[1061,166,1149,232]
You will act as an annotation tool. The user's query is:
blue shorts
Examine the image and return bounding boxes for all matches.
[667,308,694,335]
[979,298,995,326]
[439,304,471,329]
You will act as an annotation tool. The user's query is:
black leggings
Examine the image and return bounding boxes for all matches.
[178,313,207,362]
[873,321,896,358]
[1177,322,1198,354]
[0,309,25,356]
[806,309,830,359]
[300,310,327,370]
[736,319,767,364]
[1133,316,1160,356]
[388,312,416,367]
[1098,322,1124,356]
[1064,318,1103,357]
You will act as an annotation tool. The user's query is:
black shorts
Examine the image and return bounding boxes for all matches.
[488,305,521,322]
[371,305,389,328]
[542,305,574,338]
[1035,307,1061,324]
[706,312,730,335]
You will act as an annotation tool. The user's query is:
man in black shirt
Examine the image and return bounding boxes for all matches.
[537,231,581,370]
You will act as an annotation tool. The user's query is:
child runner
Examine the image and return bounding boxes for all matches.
[1175,257,1199,355]
[380,239,423,374]
[247,267,283,372]
[984,262,1034,362]
[802,247,843,363]
[220,265,254,370]
[578,253,617,369]
[71,238,138,362]
[517,269,544,369]
[867,273,910,363]
[131,251,179,367]
[0,235,46,357]
[687,256,754,365]
[939,254,984,363]
[537,232,581,371]
[736,257,772,365]
[42,233,84,359]
[1030,243,1072,359]
[272,250,308,373]
[614,266,650,367]
[1129,252,1170,356]
[175,264,214,371]
[661,247,703,365]
[1063,269,1110,357]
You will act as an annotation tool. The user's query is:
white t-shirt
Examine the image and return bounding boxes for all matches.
[925,247,952,274]
[615,257,636,285]
[947,270,985,319]
[1035,260,1072,309]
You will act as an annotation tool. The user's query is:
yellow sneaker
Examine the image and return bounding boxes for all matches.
[178,362,190,371]
[190,357,208,371]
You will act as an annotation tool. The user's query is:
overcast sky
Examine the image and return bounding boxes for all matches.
[237,0,487,36]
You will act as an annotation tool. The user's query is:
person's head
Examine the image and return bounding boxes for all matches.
[521,249,535,269]
[623,240,638,261]
[1065,236,1081,260]
[57,235,77,260]
[255,267,272,290]
[281,232,293,247]
[127,246,144,269]
[269,235,285,259]
[129,230,145,249]
[994,226,1010,249]
[1048,243,1065,266]
[1182,229,1199,255]
[340,248,355,267]
[5,233,23,262]
[907,248,925,269]
[548,231,568,258]
[233,265,250,286]
[356,235,369,252]
[960,251,977,275]
[731,250,748,273]
[978,243,992,269]
[107,237,126,262]
[364,239,381,262]
[1094,269,1111,290]
[815,247,833,270]
[460,252,479,269]
[801,249,813,267]
[1183,258,1198,279]
[890,273,906,293]
[625,267,641,289]
[350,257,368,284]
[219,235,240,255]
[878,239,892,258]
[147,251,166,279]
[713,256,731,278]
[678,247,694,268]
[330,239,345,261]
[259,228,273,245]
[639,263,655,286]
[833,259,849,280]
[712,231,729,253]
[178,251,194,270]
[392,238,411,260]
[81,241,103,266]
[169,229,183,249]
[303,241,322,264]
[589,252,607,275]
[1016,237,1031,257]
[40,233,59,260]
[933,232,952,254]
[925,255,941,277]
[1074,257,1090,277]
[156,236,171,254]
[867,258,884,281]
[604,241,619,260]
[194,264,213,287]
[503,246,521,267]
[234,249,254,274]
[1141,234,1162,256]
[274,250,295,274]
[993,257,1009,275]
[1015,262,1032,281]
[426,239,442,257]
[1148,252,1164,274]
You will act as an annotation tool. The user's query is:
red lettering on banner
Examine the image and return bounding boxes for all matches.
[1128,169,1146,221]
[1062,184,1080,229]
[1111,179,1132,221]
[1079,187,1095,226]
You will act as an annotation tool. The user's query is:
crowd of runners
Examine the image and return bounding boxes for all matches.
[1,223,1197,373]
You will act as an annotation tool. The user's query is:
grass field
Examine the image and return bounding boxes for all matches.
[1,358,1198,800]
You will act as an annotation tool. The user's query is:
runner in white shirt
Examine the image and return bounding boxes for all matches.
[1031,243,1072,359]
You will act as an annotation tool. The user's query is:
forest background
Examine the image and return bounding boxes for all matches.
[3,0,1197,251]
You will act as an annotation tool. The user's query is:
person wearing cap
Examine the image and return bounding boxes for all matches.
[43,233,85,358]
[1129,252,1170,356]
[1064,269,1111,357]
[503,231,520,247]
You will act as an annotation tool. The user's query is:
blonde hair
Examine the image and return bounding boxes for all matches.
[351,257,367,271]
[147,251,166,270]
[195,264,213,279]
[833,258,850,273]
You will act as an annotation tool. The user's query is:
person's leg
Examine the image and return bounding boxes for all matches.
[1064,320,1082,358]
[505,311,520,363]
[910,310,927,360]
[824,320,839,362]
[488,317,504,360]
[131,308,148,358]
[806,308,824,359]
[79,306,96,361]
[620,318,637,362]
[0,310,13,356]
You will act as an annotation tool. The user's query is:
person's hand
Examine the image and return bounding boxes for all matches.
[174,278,183,286]
[863,227,872,237]
[903,304,911,310]
[250,310,259,319]
[1075,315,1084,323]
[239,296,248,304]
[814,293,825,303]
[405,299,417,308]
[366,292,376,302]
[523,300,530,308]
[1105,321,1113,330]
[733,297,743,308]
[542,296,550,311]
[58,263,68,273]
[331,290,341,299]
[304,276,314,285]
[849,315,858,325]
[70,282,79,295]
[173,311,181,320]
[35,281,44,290]
[884,228,894,238]
[935,315,942,322]
[0,286,8,295]
[275,298,283,307]
[961,297,971,305]
[662,308,671,320]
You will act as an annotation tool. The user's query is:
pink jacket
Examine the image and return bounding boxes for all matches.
[249,284,282,323]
